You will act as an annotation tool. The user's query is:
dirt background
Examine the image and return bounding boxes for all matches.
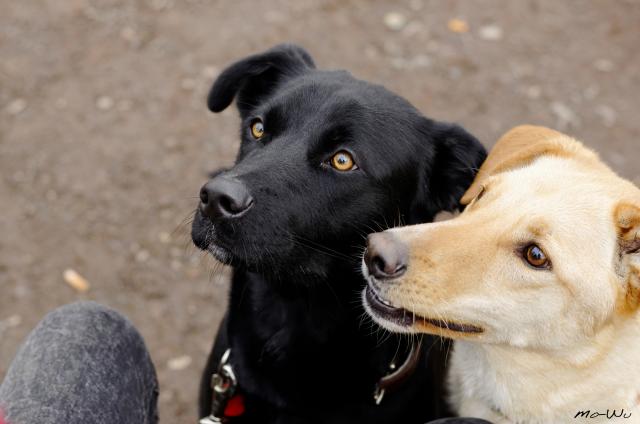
[1,0,639,422]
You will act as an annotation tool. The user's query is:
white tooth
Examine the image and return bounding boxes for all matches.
[381,297,393,307]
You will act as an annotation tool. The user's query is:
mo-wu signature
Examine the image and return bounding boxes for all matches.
[574,409,632,420]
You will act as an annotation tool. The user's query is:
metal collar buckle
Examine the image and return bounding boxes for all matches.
[199,349,237,424]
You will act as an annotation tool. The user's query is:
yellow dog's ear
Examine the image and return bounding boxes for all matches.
[460,125,570,205]
[616,202,640,311]
[617,203,640,251]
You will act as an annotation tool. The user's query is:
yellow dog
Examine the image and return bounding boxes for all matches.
[362,126,640,423]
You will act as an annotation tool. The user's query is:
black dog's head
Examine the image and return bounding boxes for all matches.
[192,44,485,282]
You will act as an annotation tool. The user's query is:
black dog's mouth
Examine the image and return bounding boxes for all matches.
[206,240,233,264]
[364,284,484,334]
[191,211,235,264]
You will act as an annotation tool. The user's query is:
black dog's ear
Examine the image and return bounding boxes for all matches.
[207,44,315,114]
[412,121,487,222]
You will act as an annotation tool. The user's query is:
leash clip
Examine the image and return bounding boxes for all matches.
[373,385,386,405]
[199,349,237,424]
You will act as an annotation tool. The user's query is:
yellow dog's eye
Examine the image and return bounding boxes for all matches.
[330,151,357,171]
[250,120,264,139]
[524,244,550,269]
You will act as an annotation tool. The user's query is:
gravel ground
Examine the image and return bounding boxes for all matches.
[1,0,639,422]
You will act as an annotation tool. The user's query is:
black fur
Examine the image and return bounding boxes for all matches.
[192,44,487,424]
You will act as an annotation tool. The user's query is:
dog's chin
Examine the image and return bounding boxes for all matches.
[201,237,254,269]
[206,242,233,265]
[191,221,237,266]
[362,281,485,337]
[193,217,349,279]
[192,228,298,275]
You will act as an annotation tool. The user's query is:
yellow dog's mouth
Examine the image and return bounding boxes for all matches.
[364,284,484,334]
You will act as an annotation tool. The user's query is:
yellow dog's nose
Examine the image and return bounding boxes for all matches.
[365,232,409,280]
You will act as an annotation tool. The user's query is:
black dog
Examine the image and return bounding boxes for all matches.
[192,44,487,424]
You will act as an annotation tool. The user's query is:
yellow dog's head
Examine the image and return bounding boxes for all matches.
[363,125,640,350]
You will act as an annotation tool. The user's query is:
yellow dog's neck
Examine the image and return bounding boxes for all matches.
[450,316,640,423]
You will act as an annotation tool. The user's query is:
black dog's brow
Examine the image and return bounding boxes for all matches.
[263,106,286,133]
[310,125,354,155]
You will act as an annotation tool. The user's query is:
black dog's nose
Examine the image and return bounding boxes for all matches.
[199,177,254,221]
[365,232,408,279]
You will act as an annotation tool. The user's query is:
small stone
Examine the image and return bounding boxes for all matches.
[390,55,431,70]
[63,269,91,293]
[593,59,614,72]
[120,26,137,42]
[447,18,469,33]
[5,315,22,327]
[135,249,150,263]
[96,96,114,111]
[201,66,219,80]
[158,232,171,243]
[550,101,580,129]
[167,355,192,371]
[526,86,542,99]
[384,12,408,31]
[478,25,503,41]
[5,98,27,115]
[595,105,617,127]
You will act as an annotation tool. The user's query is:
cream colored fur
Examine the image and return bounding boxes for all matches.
[365,126,640,423]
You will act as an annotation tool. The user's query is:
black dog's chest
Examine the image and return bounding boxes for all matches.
[228,272,372,388]
[222,271,448,423]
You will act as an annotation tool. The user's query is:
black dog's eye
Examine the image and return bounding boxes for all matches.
[250,119,265,139]
[330,151,358,171]
[523,244,551,269]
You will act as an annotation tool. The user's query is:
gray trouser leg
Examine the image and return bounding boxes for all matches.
[0,302,158,424]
